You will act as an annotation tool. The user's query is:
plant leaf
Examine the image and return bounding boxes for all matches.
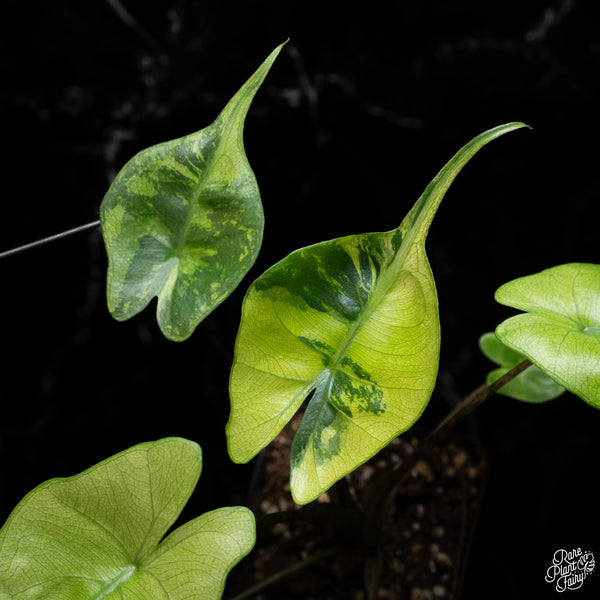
[479,332,565,402]
[227,122,529,504]
[0,438,255,599]
[495,263,600,407]
[100,43,285,341]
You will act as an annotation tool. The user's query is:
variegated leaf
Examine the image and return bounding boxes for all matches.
[100,43,285,341]
[227,122,529,504]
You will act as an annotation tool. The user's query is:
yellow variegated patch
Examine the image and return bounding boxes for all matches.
[227,122,529,504]
[100,43,285,341]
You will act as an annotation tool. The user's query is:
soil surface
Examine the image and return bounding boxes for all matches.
[226,414,487,599]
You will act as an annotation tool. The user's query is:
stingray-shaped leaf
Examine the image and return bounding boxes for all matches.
[0,438,255,600]
[227,122,528,504]
[495,263,600,407]
[479,332,565,402]
[100,43,285,341]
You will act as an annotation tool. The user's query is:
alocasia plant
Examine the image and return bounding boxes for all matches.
[226,121,529,504]
[3,35,599,598]
[0,438,255,599]
[100,42,285,341]
[495,262,600,407]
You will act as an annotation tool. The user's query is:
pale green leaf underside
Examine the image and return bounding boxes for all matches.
[227,122,528,504]
[0,438,255,600]
[100,43,285,341]
[495,263,600,407]
[479,332,564,402]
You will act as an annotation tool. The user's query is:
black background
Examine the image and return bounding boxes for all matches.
[1,1,598,598]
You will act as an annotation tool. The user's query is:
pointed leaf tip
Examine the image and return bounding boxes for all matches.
[227,122,529,503]
[100,44,284,341]
[399,121,530,247]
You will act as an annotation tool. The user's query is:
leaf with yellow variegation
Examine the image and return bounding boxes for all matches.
[100,43,285,341]
[227,122,529,504]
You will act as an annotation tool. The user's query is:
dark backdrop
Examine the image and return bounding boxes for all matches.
[1,1,598,598]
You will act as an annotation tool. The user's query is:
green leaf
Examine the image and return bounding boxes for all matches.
[0,438,255,600]
[227,122,529,504]
[100,43,285,341]
[479,332,564,402]
[495,263,600,408]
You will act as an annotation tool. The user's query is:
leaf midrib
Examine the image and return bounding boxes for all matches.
[93,566,137,599]
[326,227,424,376]
[174,129,236,260]
[323,124,501,372]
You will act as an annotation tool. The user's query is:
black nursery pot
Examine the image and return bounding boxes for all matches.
[225,413,489,600]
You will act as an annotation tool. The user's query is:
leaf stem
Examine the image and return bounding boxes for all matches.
[0,220,100,259]
[232,362,534,599]
[227,546,338,600]
[360,358,533,594]
[425,358,533,444]
[365,358,533,520]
